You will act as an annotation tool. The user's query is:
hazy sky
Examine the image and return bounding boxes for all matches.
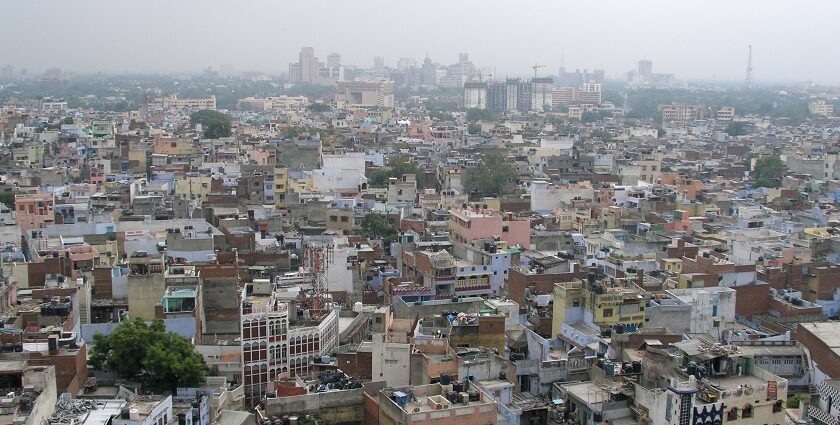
[3,0,838,84]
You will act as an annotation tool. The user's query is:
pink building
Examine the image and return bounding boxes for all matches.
[449,208,530,248]
[15,194,54,231]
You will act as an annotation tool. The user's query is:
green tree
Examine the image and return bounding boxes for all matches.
[591,129,613,142]
[361,213,398,245]
[725,121,748,137]
[190,110,232,139]
[466,108,496,122]
[463,154,517,197]
[369,156,427,188]
[62,117,74,125]
[89,319,206,393]
[0,192,15,209]
[468,123,481,135]
[307,103,332,113]
[786,394,805,409]
[753,155,786,188]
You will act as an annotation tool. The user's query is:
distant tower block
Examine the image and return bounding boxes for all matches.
[745,45,754,89]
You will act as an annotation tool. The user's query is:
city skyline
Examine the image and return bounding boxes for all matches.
[2,0,839,84]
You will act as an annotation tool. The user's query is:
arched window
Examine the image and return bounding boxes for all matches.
[741,404,753,418]
[727,408,738,421]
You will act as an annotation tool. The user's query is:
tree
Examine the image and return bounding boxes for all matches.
[369,156,427,188]
[468,123,481,135]
[725,121,748,137]
[466,108,496,122]
[753,155,786,188]
[0,192,14,209]
[361,213,397,246]
[89,319,206,393]
[463,154,517,197]
[62,117,74,125]
[786,394,805,409]
[307,103,331,113]
[190,110,232,139]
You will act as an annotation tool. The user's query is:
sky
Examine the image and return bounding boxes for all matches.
[2,0,838,84]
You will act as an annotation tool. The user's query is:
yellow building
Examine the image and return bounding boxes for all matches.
[273,167,288,208]
[174,175,213,206]
[552,280,645,337]
[661,258,683,275]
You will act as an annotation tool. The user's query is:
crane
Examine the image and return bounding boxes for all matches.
[532,64,545,78]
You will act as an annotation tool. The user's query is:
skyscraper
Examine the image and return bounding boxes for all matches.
[299,47,318,83]
[327,53,341,68]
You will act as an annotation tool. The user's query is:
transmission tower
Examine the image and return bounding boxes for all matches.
[745,45,754,89]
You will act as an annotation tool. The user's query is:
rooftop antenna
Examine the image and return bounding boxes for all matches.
[745,45,754,89]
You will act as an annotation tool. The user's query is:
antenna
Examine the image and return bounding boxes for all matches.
[745,45,753,89]
[561,48,565,68]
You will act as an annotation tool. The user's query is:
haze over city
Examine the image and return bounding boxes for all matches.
[3,0,839,84]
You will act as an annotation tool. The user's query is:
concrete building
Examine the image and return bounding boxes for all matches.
[378,381,498,425]
[15,193,54,232]
[463,82,487,110]
[335,80,394,108]
[448,208,530,248]
[809,99,834,117]
[387,174,416,206]
[160,95,216,110]
[530,78,553,112]
[645,287,736,337]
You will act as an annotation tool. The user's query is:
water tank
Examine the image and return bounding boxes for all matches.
[603,362,615,376]
[632,361,641,374]
[452,381,464,393]
[129,409,140,421]
[393,391,408,407]
[468,391,480,402]
[440,373,452,385]
[288,417,298,425]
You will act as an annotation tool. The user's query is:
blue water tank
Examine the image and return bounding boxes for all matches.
[393,391,408,407]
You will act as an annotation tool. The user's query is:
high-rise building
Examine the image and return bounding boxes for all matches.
[459,53,469,64]
[463,82,487,110]
[531,77,553,112]
[637,60,653,81]
[298,47,318,83]
[396,57,417,70]
[326,53,341,68]
[374,55,385,70]
[505,79,520,113]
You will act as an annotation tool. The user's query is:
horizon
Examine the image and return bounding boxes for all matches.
[2,0,839,85]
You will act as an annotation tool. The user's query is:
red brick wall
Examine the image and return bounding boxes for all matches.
[733,283,770,318]
[768,298,823,318]
[796,323,840,379]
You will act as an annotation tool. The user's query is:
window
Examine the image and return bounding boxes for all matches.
[603,308,613,317]
[340,216,349,223]
[330,216,337,222]
[741,405,752,418]
[727,408,738,421]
